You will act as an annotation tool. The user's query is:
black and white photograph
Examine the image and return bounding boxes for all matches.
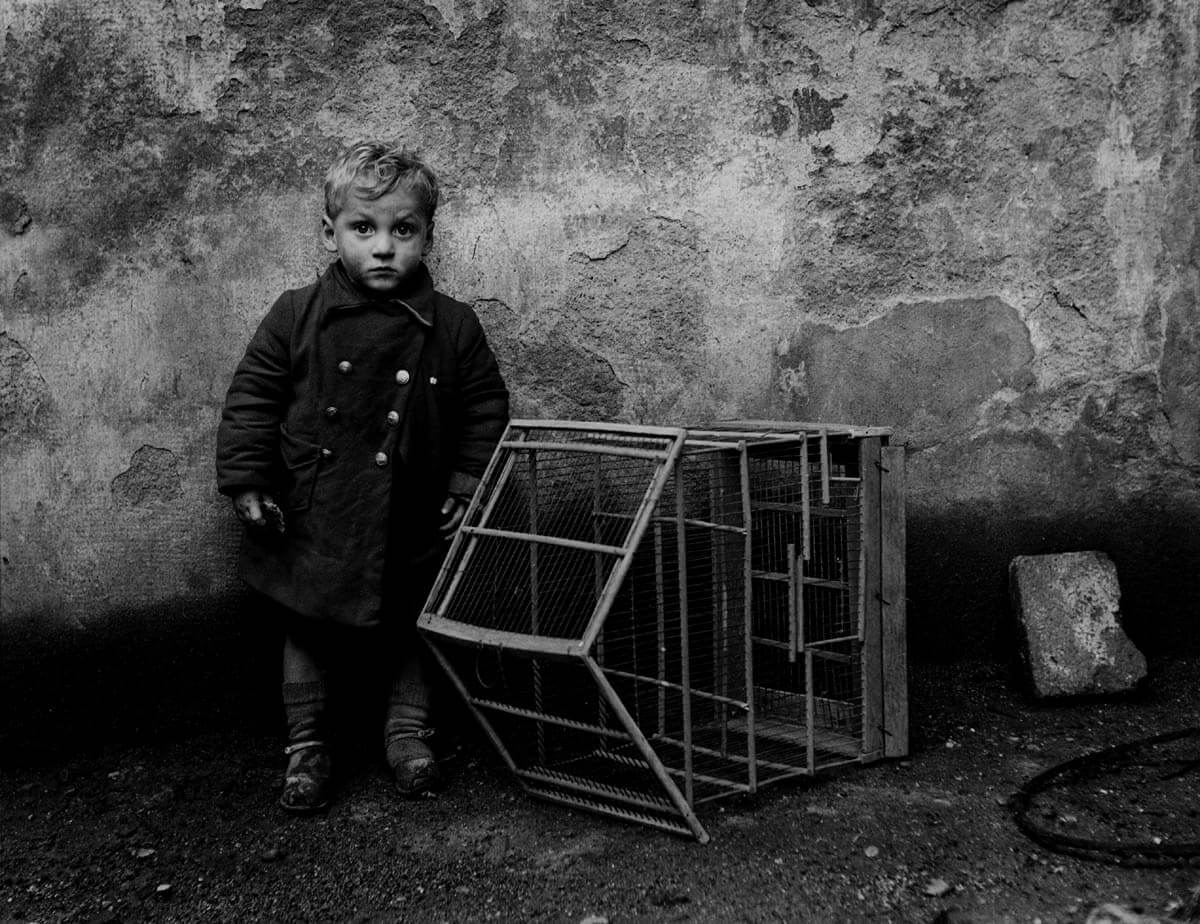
[1,0,1197,920]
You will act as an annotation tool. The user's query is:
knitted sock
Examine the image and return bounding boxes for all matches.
[385,704,435,762]
[383,652,434,766]
[282,680,328,751]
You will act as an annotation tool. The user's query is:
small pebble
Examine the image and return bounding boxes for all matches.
[924,877,952,898]
[259,847,286,863]
[864,845,880,858]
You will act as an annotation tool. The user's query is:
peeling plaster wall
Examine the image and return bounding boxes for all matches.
[1,0,1197,657]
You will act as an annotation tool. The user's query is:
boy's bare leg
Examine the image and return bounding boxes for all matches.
[283,629,324,682]
[279,626,332,812]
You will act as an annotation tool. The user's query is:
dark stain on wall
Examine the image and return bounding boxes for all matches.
[754,97,794,137]
[797,0,883,28]
[1071,374,1164,464]
[1021,125,1076,180]
[591,115,629,156]
[1192,88,1200,162]
[1109,0,1151,25]
[0,191,32,234]
[871,103,979,198]
[111,445,183,507]
[936,70,979,102]
[792,87,846,138]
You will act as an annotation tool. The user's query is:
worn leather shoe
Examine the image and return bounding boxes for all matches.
[279,743,332,813]
[386,731,441,796]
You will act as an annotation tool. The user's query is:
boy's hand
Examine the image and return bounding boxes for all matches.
[233,490,285,533]
[438,496,468,540]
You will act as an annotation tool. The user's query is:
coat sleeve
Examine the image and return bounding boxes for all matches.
[446,307,510,499]
[215,292,295,496]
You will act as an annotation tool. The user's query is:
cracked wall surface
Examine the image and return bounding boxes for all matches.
[1,0,1197,655]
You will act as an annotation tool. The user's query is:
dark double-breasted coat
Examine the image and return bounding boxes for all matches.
[216,261,509,628]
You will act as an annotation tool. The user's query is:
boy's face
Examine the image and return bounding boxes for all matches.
[322,185,433,296]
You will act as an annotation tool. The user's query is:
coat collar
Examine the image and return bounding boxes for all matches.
[320,260,435,328]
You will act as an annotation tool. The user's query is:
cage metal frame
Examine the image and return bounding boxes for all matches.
[418,419,906,843]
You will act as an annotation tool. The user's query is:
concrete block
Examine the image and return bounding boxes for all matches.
[1009,551,1147,698]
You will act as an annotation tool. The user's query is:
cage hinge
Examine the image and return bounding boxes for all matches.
[874,460,890,473]
[876,592,893,606]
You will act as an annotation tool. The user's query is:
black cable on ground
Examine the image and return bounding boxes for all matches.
[1009,727,1200,867]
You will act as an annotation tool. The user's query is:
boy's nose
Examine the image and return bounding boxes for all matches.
[371,232,394,256]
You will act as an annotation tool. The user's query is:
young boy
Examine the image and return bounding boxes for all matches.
[216,141,509,812]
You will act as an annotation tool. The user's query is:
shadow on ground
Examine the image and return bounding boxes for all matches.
[3,605,1198,923]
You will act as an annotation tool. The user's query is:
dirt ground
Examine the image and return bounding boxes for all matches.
[2,656,1198,924]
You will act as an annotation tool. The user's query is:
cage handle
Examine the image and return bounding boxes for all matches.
[474,644,508,691]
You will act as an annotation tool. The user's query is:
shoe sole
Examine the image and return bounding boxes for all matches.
[278,794,331,814]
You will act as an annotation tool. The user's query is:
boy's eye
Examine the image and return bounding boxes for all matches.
[393,222,415,237]
[351,222,372,234]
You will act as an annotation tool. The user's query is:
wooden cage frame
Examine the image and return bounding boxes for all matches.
[418,419,906,842]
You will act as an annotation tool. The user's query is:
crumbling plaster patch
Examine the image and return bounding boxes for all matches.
[111,445,183,507]
[0,332,48,436]
[773,297,1035,448]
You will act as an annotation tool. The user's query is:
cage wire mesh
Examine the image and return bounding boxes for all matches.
[418,420,906,842]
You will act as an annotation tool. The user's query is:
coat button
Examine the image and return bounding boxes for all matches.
[324,406,339,419]
[320,448,334,459]
[394,369,410,385]
[374,451,389,467]
[338,361,352,375]
[386,410,400,427]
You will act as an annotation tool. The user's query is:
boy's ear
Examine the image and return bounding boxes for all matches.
[423,221,435,255]
[321,215,339,254]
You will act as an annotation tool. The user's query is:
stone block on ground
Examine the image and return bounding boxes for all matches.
[1008,551,1147,698]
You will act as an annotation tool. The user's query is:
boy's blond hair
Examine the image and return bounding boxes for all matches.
[323,141,440,222]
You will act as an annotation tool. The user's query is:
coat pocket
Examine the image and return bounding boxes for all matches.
[278,426,321,513]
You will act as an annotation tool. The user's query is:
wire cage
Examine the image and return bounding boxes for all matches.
[417,419,906,843]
